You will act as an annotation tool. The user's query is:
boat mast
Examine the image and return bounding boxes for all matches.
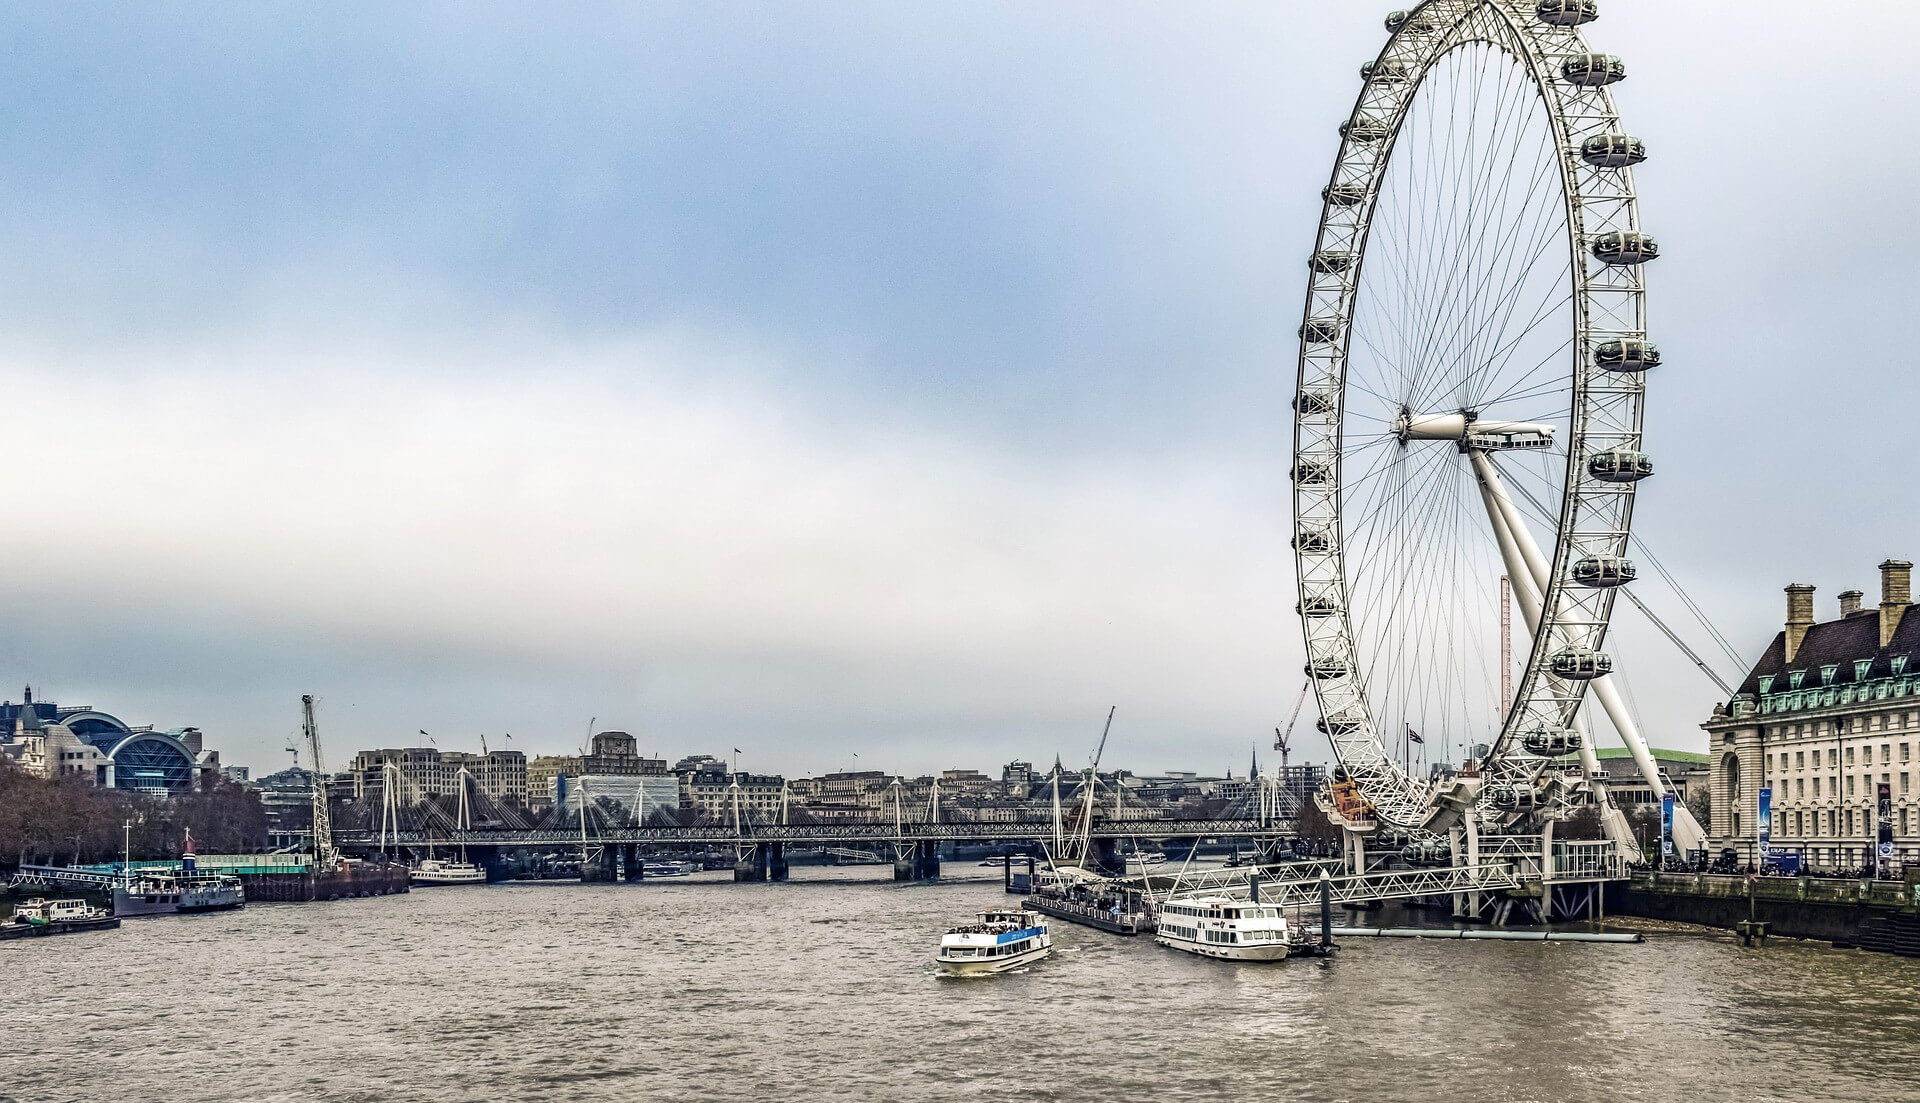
[301,695,338,870]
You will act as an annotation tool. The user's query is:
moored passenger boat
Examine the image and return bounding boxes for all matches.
[1155,896,1293,962]
[410,858,487,886]
[936,907,1052,974]
[5,897,121,937]
[113,869,247,917]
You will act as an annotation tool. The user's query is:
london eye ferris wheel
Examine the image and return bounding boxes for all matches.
[1292,0,1694,850]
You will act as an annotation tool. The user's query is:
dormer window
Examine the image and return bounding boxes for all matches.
[1758,675,1775,695]
[1790,670,1807,690]
[1856,659,1873,681]
[1821,665,1839,685]
[1896,656,1910,676]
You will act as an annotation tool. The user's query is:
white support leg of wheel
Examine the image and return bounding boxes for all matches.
[1473,451,1669,859]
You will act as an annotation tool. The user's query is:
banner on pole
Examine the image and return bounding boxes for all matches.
[1660,792,1675,861]
[1757,786,1773,867]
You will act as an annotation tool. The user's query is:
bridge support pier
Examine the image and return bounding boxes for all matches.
[579,848,617,883]
[734,843,788,882]
[621,844,646,882]
[1085,838,1126,878]
[893,840,940,881]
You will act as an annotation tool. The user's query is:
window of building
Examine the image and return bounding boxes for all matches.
[1904,743,1912,763]
[1790,671,1807,690]
[1897,656,1911,676]
[1904,773,1912,796]
[1796,751,1806,769]
[1884,744,1894,764]
[1813,749,1822,768]
[1813,777,1822,797]
[1847,775,1855,797]
[1847,747,1856,766]
[1759,675,1775,694]
[1822,665,1840,685]
[1797,778,1805,799]
[1857,659,1873,681]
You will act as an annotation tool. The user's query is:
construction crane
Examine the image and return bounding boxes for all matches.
[1274,683,1309,774]
[302,695,338,870]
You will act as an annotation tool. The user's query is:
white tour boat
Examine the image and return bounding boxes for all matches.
[936,907,1052,974]
[645,860,695,877]
[410,858,487,886]
[1155,895,1293,962]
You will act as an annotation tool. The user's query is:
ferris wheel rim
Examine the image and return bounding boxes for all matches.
[1291,0,1651,832]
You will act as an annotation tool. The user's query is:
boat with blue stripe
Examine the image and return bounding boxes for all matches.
[935,907,1052,974]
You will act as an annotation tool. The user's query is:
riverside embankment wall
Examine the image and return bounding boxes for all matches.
[1608,871,1920,955]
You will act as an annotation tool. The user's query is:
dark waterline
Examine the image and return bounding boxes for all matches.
[6,867,1919,1103]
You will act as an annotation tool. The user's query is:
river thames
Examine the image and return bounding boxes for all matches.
[6,866,1918,1103]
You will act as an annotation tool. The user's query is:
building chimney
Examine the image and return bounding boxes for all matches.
[1784,584,1815,664]
[1839,590,1864,617]
[1879,559,1912,649]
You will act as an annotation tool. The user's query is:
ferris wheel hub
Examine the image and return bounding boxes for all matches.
[1393,409,1556,450]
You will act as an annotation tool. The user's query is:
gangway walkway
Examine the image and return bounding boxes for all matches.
[1178,862,1525,910]
[14,864,122,890]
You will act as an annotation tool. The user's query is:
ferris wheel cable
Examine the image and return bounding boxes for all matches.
[1421,100,1558,398]
[1503,463,1743,691]
[1625,536,1749,672]
[1414,57,1547,394]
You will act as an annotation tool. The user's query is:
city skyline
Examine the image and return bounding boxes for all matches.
[0,3,1916,777]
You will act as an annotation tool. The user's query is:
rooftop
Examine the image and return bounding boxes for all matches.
[1593,747,1709,765]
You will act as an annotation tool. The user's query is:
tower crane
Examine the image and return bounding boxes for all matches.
[302,695,338,870]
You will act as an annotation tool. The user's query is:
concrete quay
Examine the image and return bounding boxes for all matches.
[1608,870,1920,956]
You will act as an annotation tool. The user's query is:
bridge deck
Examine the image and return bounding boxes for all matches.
[333,818,1296,849]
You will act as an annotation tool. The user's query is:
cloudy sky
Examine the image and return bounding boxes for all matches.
[0,2,1913,777]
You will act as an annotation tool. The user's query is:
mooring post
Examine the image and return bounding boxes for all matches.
[1319,872,1333,949]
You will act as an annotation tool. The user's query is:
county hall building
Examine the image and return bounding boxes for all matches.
[1705,559,1920,872]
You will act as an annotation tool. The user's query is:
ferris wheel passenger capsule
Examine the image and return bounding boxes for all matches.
[1590,231,1659,265]
[1385,11,1436,34]
[1294,390,1335,415]
[1292,461,1334,486]
[1572,555,1637,587]
[1306,657,1350,680]
[1317,715,1363,736]
[1581,134,1647,168]
[1309,251,1356,275]
[1299,318,1342,343]
[1322,183,1368,207]
[1401,839,1449,865]
[1561,53,1626,87]
[1487,783,1537,811]
[1340,117,1391,143]
[1293,527,1331,553]
[1536,0,1600,26]
[1550,646,1613,680]
[1593,338,1660,372]
[1587,448,1653,483]
[1360,60,1412,83]
[1521,726,1582,757]
[1297,595,1340,618]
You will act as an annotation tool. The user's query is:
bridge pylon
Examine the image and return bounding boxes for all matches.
[734,842,788,882]
[892,840,939,881]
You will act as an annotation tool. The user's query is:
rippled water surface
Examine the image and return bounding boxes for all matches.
[6,866,1920,1103]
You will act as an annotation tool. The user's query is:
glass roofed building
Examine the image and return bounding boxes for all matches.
[0,687,220,795]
